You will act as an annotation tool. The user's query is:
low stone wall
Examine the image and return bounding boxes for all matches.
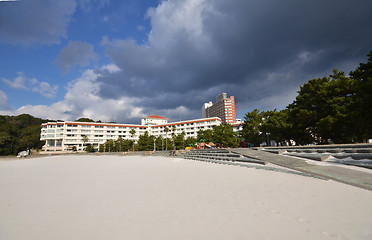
[259,143,372,150]
[259,144,372,168]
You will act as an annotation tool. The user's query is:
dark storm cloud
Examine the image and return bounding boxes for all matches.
[54,41,99,73]
[0,0,76,45]
[96,0,372,120]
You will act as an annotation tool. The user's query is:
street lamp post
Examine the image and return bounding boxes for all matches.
[266,132,271,146]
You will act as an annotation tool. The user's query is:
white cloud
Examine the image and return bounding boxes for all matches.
[100,64,121,73]
[2,65,146,122]
[0,90,9,110]
[2,72,58,98]
[32,82,59,99]
[2,72,27,89]
[146,0,210,48]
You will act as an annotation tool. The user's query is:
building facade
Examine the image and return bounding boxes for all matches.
[202,93,237,124]
[141,115,168,125]
[40,116,222,152]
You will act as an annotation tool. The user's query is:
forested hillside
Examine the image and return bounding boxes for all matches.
[0,114,47,155]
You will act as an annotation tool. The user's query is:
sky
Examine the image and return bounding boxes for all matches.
[0,0,371,124]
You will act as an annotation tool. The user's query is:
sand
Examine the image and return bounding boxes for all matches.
[0,155,371,240]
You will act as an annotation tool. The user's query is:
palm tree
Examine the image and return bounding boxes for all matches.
[171,125,176,150]
[82,135,89,151]
[181,131,186,149]
[130,128,136,151]
[164,126,169,151]
[82,135,89,144]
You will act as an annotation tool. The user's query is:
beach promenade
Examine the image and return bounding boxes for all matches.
[232,148,372,191]
[0,154,371,240]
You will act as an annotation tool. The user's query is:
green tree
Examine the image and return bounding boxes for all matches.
[259,110,292,146]
[171,125,177,150]
[164,126,169,150]
[287,77,331,144]
[287,69,364,144]
[85,144,95,152]
[0,114,47,155]
[212,123,239,148]
[174,131,186,149]
[349,50,372,142]
[316,70,358,143]
[82,135,89,146]
[137,131,155,151]
[130,128,136,151]
[155,136,164,150]
[241,109,265,146]
[125,140,133,151]
[104,139,114,152]
[165,138,173,150]
[115,137,132,152]
[197,129,214,143]
[76,118,95,122]
[185,136,197,148]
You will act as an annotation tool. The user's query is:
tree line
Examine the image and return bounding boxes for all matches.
[0,114,47,155]
[0,113,240,155]
[98,123,240,152]
[241,51,372,146]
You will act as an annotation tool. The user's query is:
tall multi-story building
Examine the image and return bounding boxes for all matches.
[202,93,236,124]
[40,116,222,152]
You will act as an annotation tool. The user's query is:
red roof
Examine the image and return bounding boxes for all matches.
[150,117,222,128]
[146,115,168,119]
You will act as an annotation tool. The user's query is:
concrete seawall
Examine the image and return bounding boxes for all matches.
[231,147,372,191]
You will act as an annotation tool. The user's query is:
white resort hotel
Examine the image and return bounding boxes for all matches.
[40,93,243,152]
[41,115,226,152]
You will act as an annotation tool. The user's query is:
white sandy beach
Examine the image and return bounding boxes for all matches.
[0,155,371,240]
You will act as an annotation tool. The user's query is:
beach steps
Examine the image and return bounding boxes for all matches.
[262,145,372,169]
[182,149,266,165]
